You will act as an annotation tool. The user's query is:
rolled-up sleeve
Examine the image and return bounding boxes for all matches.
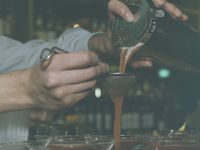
[0,28,93,73]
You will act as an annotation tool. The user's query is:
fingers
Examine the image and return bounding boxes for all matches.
[108,0,134,22]
[152,0,188,21]
[44,63,109,88]
[50,80,96,99]
[33,50,110,110]
[152,0,167,7]
[48,51,100,70]
[62,92,90,107]
[36,91,90,110]
[164,2,188,21]
[47,92,90,109]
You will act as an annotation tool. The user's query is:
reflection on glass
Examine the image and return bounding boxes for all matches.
[28,135,114,150]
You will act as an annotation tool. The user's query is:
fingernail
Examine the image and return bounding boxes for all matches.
[183,14,188,21]
[137,42,144,47]
[125,12,134,22]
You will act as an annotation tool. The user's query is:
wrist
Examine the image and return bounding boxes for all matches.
[22,68,37,108]
[0,69,36,113]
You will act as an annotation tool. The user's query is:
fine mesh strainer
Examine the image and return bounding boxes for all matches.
[111,0,164,48]
[98,73,138,97]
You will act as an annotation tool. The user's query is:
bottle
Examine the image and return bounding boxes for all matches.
[111,0,200,75]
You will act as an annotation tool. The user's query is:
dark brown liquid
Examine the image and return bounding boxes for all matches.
[112,48,128,150]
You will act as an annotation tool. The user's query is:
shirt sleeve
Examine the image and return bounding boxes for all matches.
[0,28,93,73]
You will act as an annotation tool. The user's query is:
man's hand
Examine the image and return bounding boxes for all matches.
[152,0,188,21]
[107,0,188,68]
[108,0,188,22]
[89,0,188,68]
[108,0,134,22]
[27,51,109,110]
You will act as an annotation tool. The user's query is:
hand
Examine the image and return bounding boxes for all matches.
[108,0,188,22]
[27,50,109,110]
[108,0,188,69]
[152,0,188,21]
[88,0,134,59]
[108,0,134,22]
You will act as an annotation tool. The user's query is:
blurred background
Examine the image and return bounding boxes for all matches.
[0,0,200,136]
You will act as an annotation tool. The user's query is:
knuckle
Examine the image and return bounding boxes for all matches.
[45,72,57,88]
[51,89,63,99]
[89,67,98,77]
[63,98,74,107]
[83,52,98,64]
[175,10,182,18]
[91,80,97,87]
[82,52,93,63]
[108,0,116,10]
[154,0,166,7]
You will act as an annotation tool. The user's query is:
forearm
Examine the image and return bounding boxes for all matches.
[0,70,34,113]
[0,28,92,73]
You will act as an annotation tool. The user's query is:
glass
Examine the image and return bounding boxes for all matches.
[109,130,200,150]
[0,142,27,150]
[98,73,138,97]
[0,110,30,143]
[28,135,115,150]
[110,134,159,150]
[156,131,200,150]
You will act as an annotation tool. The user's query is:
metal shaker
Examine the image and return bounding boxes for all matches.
[111,0,200,74]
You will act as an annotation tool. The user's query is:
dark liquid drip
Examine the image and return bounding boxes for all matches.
[112,48,128,150]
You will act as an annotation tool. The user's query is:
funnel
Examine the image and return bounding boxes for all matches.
[98,73,138,97]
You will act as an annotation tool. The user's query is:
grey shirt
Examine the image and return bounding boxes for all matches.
[0,28,93,73]
[0,28,93,143]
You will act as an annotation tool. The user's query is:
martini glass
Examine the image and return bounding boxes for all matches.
[98,73,138,97]
[98,72,139,150]
[112,130,200,150]
[109,134,159,150]
[156,130,200,150]
[0,142,27,150]
[27,135,115,150]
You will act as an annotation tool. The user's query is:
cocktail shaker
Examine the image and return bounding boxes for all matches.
[111,0,200,74]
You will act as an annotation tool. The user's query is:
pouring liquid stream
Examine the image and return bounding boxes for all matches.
[112,47,137,150]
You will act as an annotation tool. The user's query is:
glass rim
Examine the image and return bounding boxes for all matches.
[31,134,115,146]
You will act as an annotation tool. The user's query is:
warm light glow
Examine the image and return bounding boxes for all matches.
[95,88,102,98]
[73,24,80,28]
